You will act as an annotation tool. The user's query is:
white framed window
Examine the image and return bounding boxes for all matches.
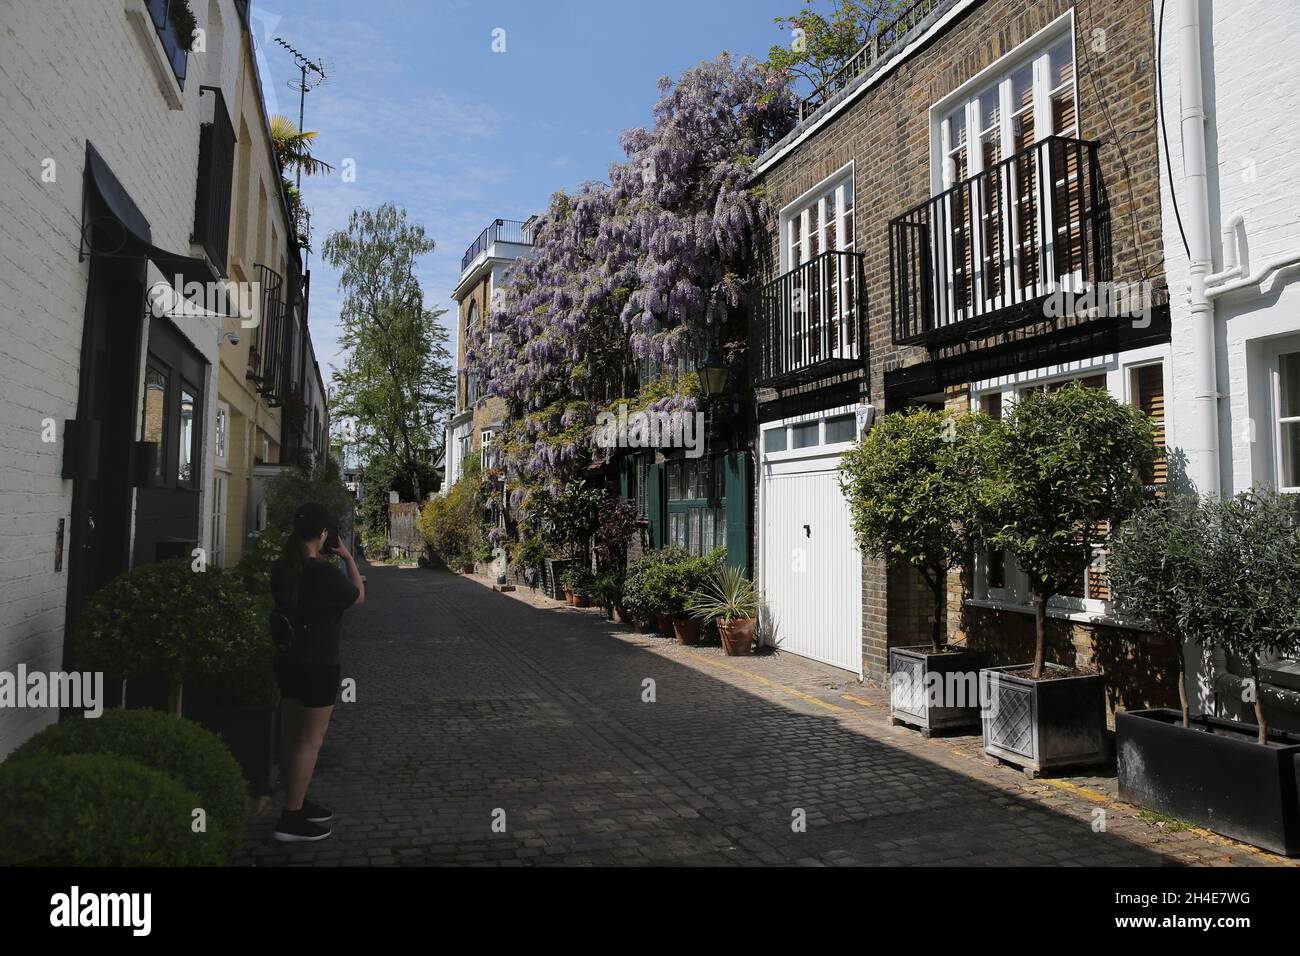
[760,405,862,464]
[214,401,229,469]
[480,429,497,469]
[931,16,1080,318]
[782,167,855,273]
[1275,350,1300,493]
[211,474,228,569]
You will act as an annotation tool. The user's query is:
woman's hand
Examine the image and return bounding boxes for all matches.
[330,540,354,563]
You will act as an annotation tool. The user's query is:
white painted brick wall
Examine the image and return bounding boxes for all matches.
[1158,0,1300,495]
[0,1,243,755]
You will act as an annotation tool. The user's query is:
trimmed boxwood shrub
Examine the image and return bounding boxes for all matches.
[0,753,226,866]
[8,709,247,860]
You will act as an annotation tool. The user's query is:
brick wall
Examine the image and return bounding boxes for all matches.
[753,0,1167,682]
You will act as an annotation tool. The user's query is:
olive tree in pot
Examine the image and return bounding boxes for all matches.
[976,383,1156,774]
[838,407,989,735]
[1110,489,1300,855]
[688,564,762,656]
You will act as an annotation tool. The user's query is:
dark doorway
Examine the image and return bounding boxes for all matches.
[64,255,146,664]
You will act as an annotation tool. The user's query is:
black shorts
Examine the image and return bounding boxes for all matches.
[276,658,341,708]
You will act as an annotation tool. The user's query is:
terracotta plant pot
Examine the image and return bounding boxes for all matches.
[655,612,674,638]
[718,618,756,656]
[672,618,702,646]
[574,593,589,608]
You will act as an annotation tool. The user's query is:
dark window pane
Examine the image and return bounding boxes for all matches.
[825,414,856,444]
[791,421,819,449]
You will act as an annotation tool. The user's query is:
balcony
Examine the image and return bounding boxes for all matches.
[191,87,235,274]
[460,218,534,274]
[798,0,944,121]
[249,264,288,405]
[753,249,867,390]
[890,136,1111,350]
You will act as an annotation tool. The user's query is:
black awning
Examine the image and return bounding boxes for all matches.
[81,142,218,290]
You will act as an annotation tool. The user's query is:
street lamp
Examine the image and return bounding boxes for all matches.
[697,359,729,398]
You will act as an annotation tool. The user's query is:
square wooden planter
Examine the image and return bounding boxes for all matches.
[889,644,985,735]
[980,665,1108,775]
[1117,708,1300,856]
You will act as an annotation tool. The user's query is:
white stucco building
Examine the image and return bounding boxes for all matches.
[1157,0,1300,723]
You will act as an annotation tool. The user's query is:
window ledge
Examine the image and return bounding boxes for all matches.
[125,0,185,111]
[964,596,1149,632]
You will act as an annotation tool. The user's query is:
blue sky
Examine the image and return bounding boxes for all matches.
[248,0,800,381]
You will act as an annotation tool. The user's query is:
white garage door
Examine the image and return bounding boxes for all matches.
[760,410,863,676]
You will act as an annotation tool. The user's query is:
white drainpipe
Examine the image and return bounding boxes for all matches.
[1175,0,1221,497]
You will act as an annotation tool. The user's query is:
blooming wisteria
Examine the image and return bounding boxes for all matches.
[466,53,796,514]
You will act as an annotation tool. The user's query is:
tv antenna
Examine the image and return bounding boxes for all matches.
[272,37,328,191]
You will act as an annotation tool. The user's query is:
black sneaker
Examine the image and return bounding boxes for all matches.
[300,798,333,824]
[273,810,332,843]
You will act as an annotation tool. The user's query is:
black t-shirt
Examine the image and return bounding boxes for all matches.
[271,557,359,665]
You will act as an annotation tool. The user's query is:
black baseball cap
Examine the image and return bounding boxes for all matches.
[293,502,336,539]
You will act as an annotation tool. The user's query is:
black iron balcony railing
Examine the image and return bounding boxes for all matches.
[192,86,235,273]
[250,264,287,404]
[890,136,1110,347]
[753,249,867,389]
[799,0,942,121]
[144,0,190,88]
[460,218,534,273]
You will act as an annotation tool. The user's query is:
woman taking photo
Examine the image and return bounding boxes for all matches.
[270,502,364,843]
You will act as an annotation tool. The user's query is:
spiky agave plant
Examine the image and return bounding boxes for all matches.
[686,564,762,623]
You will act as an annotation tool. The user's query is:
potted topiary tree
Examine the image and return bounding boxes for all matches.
[73,560,274,791]
[1111,489,1300,855]
[975,383,1156,774]
[74,560,263,718]
[687,564,762,656]
[839,407,989,735]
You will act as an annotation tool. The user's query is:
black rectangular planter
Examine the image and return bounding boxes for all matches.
[184,703,278,795]
[1117,708,1300,856]
[889,645,985,735]
[980,665,1107,775]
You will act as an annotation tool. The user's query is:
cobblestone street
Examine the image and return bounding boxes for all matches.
[243,563,1286,867]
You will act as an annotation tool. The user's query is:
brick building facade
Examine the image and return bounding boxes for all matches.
[748,0,1174,700]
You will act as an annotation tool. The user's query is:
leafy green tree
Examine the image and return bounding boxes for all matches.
[767,0,908,96]
[265,454,354,539]
[324,204,455,506]
[979,383,1156,679]
[1108,494,1207,727]
[838,407,988,653]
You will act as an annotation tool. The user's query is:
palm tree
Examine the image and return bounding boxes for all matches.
[269,115,334,180]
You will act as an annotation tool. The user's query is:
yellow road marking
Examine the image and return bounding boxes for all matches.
[840,694,877,709]
[692,657,849,714]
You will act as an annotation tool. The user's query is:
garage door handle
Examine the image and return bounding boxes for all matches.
[803,524,811,538]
